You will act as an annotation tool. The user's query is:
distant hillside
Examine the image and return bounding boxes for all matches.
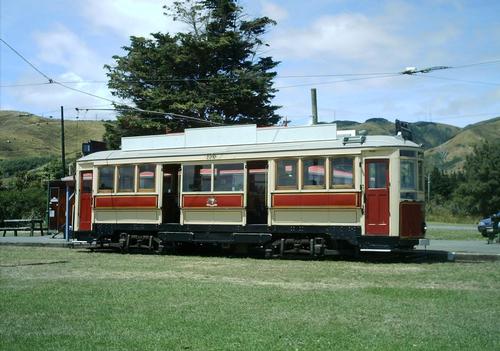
[335,118,460,149]
[425,117,500,171]
[1,109,498,174]
[0,110,105,160]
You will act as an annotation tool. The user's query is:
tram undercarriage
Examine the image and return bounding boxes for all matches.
[77,223,419,258]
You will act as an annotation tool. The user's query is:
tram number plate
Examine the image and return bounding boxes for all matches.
[206,153,218,160]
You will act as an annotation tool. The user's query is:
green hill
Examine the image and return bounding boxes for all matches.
[425,117,500,171]
[0,110,105,160]
[335,118,460,149]
[1,109,498,175]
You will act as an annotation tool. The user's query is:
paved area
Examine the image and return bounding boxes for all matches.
[0,233,71,247]
[417,239,500,254]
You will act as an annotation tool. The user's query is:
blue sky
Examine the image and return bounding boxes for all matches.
[1,0,499,127]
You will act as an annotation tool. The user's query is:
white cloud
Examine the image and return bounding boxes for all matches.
[81,0,185,38]
[261,1,288,22]
[8,25,123,114]
[6,71,117,112]
[271,13,411,65]
[34,24,104,79]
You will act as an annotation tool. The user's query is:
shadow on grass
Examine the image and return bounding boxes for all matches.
[74,246,453,264]
[0,260,69,268]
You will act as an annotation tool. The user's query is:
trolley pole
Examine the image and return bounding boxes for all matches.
[60,106,66,177]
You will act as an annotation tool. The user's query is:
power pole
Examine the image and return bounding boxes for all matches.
[427,173,431,202]
[311,88,318,125]
[60,106,66,177]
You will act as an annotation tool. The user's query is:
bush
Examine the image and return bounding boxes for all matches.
[0,187,46,222]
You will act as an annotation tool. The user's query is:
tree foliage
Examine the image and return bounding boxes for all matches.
[454,141,500,216]
[428,167,464,202]
[0,158,65,222]
[104,0,281,148]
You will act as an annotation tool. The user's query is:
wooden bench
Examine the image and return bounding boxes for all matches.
[1,219,44,237]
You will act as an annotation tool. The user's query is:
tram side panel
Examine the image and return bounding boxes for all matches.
[75,148,425,251]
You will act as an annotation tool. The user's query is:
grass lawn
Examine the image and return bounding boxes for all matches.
[1,246,499,351]
[425,227,484,241]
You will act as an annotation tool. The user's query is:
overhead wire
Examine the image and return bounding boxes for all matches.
[451,59,500,69]
[0,72,399,88]
[413,74,500,86]
[2,58,500,88]
[3,35,500,125]
[0,37,222,126]
[275,74,401,89]
[0,38,53,83]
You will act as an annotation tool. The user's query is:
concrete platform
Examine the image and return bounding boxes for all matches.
[416,239,500,254]
[416,239,500,261]
[0,233,71,247]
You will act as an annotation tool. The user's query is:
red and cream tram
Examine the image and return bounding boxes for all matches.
[74,123,426,256]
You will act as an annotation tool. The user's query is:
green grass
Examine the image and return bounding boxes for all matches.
[426,227,483,241]
[1,247,499,350]
[0,110,105,160]
[426,210,478,224]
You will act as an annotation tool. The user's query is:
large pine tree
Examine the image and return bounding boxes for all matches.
[104,0,281,148]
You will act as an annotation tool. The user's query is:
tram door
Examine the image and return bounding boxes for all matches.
[365,159,390,235]
[246,161,268,224]
[79,171,93,231]
[162,164,181,223]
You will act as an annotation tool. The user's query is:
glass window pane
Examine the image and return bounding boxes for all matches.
[276,159,297,189]
[118,165,135,192]
[418,160,424,191]
[401,160,416,190]
[183,164,212,192]
[400,150,417,157]
[332,157,354,188]
[368,162,387,189]
[303,158,325,188]
[98,166,114,191]
[139,164,156,190]
[214,163,244,191]
[82,172,92,193]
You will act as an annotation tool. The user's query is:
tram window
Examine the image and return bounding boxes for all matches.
[81,173,92,193]
[331,157,354,188]
[276,159,298,189]
[368,162,387,188]
[214,163,244,192]
[401,160,416,190]
[302,158,325,188]
[117,165,135,192]
[400,150,417,157]
[98,166,114,192]
[418,160,424,191]
[183,164,212,192]
[138,164,156,191]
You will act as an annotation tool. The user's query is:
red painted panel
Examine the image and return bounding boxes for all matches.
[365,159,390,235]
[94,196,157,208]
[79,172,93,231]
[183,194,243,208]
[400,202,425,237]
[272,193,360,207]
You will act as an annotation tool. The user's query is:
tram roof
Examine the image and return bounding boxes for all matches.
[79,123,420,162]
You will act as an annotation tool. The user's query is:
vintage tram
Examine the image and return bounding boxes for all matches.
[74,123,426,256]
